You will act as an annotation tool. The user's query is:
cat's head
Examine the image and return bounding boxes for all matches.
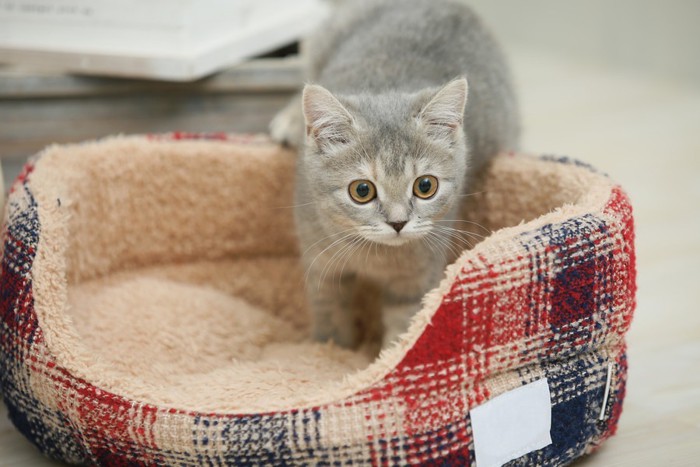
[300,78,469,246]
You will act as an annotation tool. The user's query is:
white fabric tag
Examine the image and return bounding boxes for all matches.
[470,378,553,467]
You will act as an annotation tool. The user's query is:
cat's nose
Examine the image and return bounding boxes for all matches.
[388,221,407,233]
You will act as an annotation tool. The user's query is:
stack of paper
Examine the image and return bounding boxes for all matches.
[0,0,328,80]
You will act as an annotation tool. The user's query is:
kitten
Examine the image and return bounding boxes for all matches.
[271,0,519,348]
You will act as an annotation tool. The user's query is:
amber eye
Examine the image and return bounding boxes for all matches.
[349,180,377,204]
[413,175,439,199]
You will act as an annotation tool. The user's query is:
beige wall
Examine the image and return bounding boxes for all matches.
[466,0,700,84]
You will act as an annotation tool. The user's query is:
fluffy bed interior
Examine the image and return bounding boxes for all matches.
[30,138,597,412]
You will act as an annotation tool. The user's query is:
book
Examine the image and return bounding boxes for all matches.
[0,0,328,81]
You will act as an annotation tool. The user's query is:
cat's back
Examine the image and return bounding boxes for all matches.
[306,0,519,168]
[309,0,500,91]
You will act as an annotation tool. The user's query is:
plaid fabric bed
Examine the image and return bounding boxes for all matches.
[0,141,636,466]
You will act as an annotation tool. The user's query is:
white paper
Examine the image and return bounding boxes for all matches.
[470,378,553,467]
[0,0,329,80]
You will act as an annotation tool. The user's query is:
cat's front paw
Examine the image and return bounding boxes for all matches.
[270,96,305,148]
[381,301,419,349]
[312,324,357,349]
[381,326,405,350]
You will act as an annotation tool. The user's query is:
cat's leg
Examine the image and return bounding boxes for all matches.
[382,300,422,349]
[381,264,443,348]
[270,93,305,148]
[381,282,427,349]
[307,272,358,348]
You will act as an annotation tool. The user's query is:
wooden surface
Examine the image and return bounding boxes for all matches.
[1,49,699,465]
[0,56,301,162]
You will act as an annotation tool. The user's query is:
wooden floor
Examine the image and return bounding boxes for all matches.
[1,49,699,465]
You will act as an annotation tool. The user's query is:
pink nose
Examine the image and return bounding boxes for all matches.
[388,221,407,233]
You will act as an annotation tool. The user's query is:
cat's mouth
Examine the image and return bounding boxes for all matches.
[370,235,413,246]
[362,226,428,247]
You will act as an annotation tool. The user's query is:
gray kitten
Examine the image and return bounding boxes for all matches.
[271,0,519,349]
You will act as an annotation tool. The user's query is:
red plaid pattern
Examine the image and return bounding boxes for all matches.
[0,135,635,466]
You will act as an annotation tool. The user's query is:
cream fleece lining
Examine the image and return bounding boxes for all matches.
[28,138,612,413]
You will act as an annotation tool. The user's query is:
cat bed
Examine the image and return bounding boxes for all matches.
[0,133,636,466]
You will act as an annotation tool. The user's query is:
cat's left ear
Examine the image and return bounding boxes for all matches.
[418,77,468,142]
[302,84,355,152]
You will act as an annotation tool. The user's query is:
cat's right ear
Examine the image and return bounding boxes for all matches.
[418,78,468,144]
[302,84,354,151]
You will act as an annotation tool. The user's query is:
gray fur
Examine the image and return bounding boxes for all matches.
[272,0,519,348]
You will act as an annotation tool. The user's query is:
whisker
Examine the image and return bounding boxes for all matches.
[330,238,357,284]
[433,226,482,250]
[337,238,367,288]
[434,219,491,234]
[364,237,373,264]
[421,235,441,261]
[318,236,358,288]
[433,224,486,242]
[425,232,449,265]
[433,224,479,239]
[272,201,318,210]
[301,228,357,257]
[304,232,357,286]
[433,226,475,250]
[430,230,463,260]
[441,233,463,259]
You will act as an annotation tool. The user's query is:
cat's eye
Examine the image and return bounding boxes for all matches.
[413,175,439,199]
[349,180,377,204]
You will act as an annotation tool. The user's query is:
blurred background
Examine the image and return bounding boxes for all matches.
[1,1,698,184]
[1,0,699,465]
[474,0,699,84]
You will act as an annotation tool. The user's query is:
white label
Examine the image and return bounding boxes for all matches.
[470,378,553,467]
